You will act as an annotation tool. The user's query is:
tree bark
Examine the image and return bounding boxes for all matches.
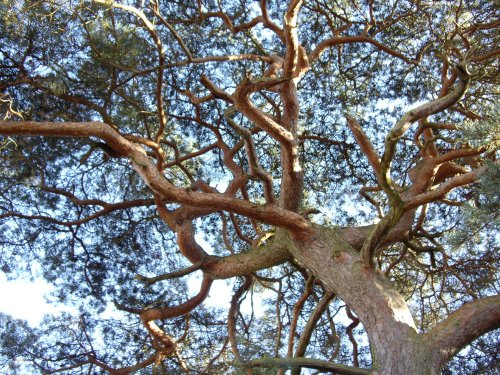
[287,226,434,374]
[424,295,500,372]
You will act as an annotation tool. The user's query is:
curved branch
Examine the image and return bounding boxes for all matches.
[224,106,276,203]
[379,64,471,204]
[293,292,335,362]
[404,167,483,210]
[358,65,472,267]
[424,295,500,369]
[140,275,213,322]
[345,307,360,367]
[0,120,130,154]
[176,221,210,263]
[260,0,284,39]
[309,35,417,65]
[0,120,313,234]
[232,78,294,146]
[95,354,156,375]
[139,275,213,354]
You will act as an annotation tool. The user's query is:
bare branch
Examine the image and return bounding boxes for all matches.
[287,276,315,356]
[346,116,381,174]
[136,262,203,286]
[424,295,500,369]
[232,79,294,146]
[224,106,276,204]
[246,357,370,374]
[0,120,313,234]
[202,232,293,279]
[346,307,360,367]
[404,167,483,210]
[293,292,335,361]
[309,35,417,65]
[260,0,284,39]
[140,275,213,322]
[228,276,254,362]
[284,0,306,77]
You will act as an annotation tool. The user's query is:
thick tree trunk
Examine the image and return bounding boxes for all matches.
[288,226,438,374]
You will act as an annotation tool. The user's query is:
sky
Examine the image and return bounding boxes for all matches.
[0,272,72,326]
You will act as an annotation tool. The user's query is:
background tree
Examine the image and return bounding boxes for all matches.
[0,0,499,374]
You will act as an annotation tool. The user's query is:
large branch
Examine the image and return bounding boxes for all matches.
[0,121,406,257]
[270,0,308,211]
[0,120,131,154]
[0,120,313,234]
[140,275,213,322]
[177,222,293,279]
[424,295,500,369]
[283,0,305,77]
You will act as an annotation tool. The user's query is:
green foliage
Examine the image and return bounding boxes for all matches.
[458,103,500,150]
[446,163,499,251]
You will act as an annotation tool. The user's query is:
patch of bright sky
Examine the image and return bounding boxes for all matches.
[0,272,76,326]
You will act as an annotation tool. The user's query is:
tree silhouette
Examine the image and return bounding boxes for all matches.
[0,0,498,374]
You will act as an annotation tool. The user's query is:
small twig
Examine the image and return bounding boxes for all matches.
[136,262,203,286]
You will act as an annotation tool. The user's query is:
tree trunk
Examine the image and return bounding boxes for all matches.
[288,226,440,374]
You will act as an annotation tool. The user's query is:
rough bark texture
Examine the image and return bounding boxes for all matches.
[287,227,429,374]
[425,295,500,372]
[282,223,499,374]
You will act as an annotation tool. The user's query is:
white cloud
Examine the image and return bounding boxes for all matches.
[0,273,75,326]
